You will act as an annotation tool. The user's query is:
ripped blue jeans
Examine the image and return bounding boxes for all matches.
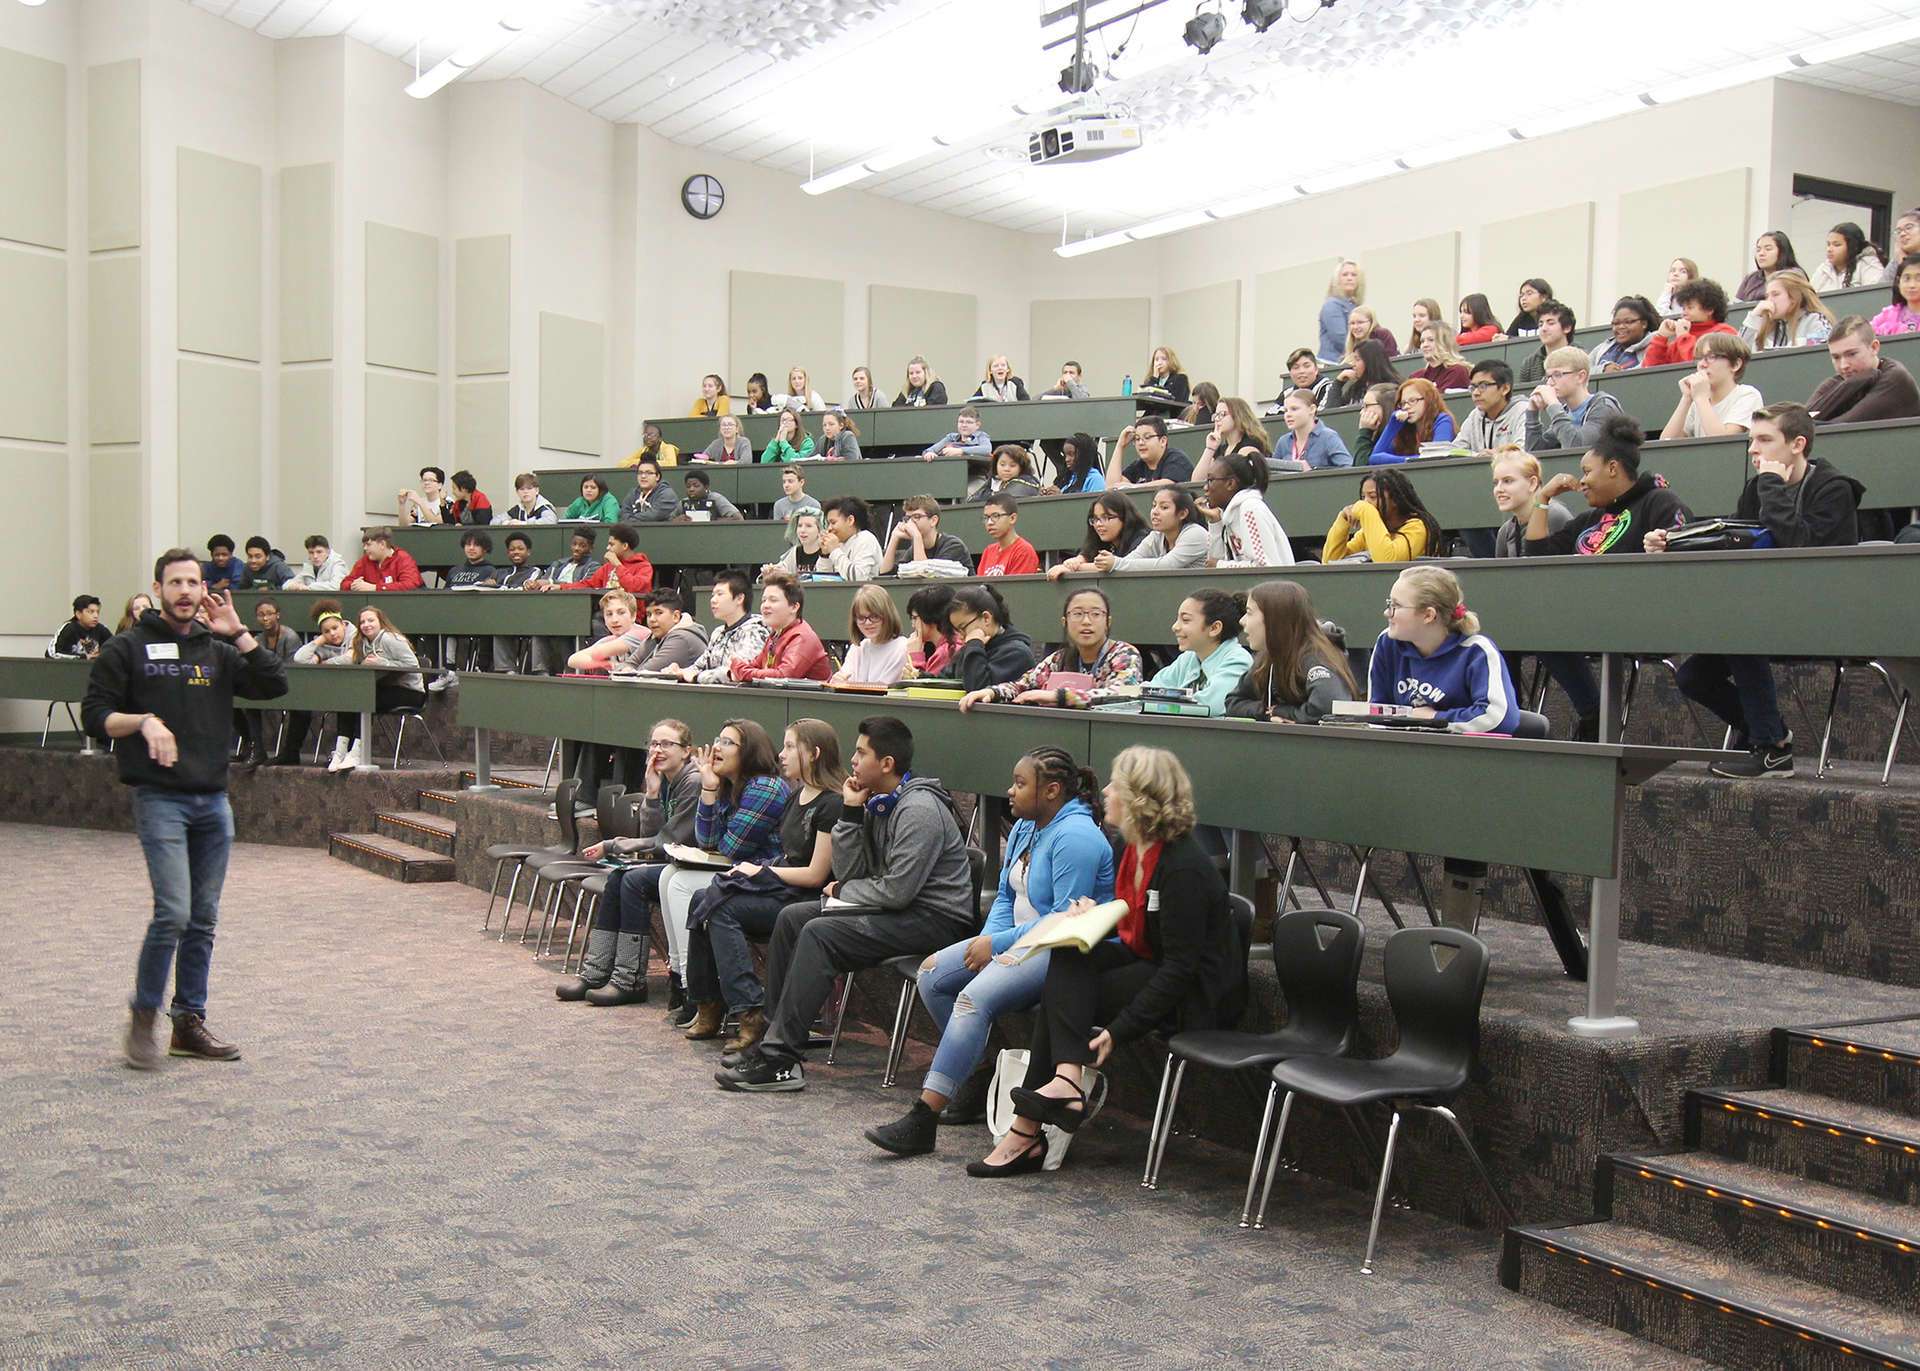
[915,937,1050,1099]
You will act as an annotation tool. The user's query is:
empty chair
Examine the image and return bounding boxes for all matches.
[483,778,578,933]
[1250,926,1510,1275]
[1140,906,1364,1201]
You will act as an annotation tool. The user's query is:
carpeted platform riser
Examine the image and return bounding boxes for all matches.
[374,814,457,856]
[1604,1161,1920,1315]
[1509,1238,1895,1371]
[1785,1038,1920,1119]
[1693,1105,1920,1206]
[326,837,453,883]
[417,790,462,817]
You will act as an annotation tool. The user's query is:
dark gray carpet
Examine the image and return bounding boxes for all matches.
[0,822,1704,1370]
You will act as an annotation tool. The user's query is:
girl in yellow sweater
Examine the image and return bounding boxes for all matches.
[1321,468,1442,563]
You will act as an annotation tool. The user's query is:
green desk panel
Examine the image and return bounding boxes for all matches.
[229,588,595,637]
[0,656,91,701]
[1592,333,1920,430]
[0,656,375,713]
[379,521,789,571]
[1812,417,1920,508]
[868,397,1140,448]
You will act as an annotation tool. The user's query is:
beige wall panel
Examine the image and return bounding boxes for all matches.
[455,380,510,498]
[0,246,67,443]
[278,368,334,545]
[88,60,141,252]
[868,285,975,402]
[176,360,261,546]
[1029,297,1150,399]
[366,222,439,375]
[280,164,334,363]
[456,235,511,376]
[1617,169,1752,309]
[1252,258,1339,396]
[1481,203,1595,323]
[728,271,844,406]
[0,47,66,251]
[0,446,69,632]
[177,148,262,361]
[89,255,141,444]
[1364,234,1459,353]
[364,370,438,516]
[538,312,604,457]
[90,448,145,599]
[1159,280,1241,397]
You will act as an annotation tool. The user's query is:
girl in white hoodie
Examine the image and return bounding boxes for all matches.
[1201,452,1293,568]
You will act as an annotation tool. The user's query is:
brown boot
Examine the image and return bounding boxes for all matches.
[169,1012,242,1061]
[124,1008,163,1071]
[683,1002,725,1041]
[723,1007,767,1055]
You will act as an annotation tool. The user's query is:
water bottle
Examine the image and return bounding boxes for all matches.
[1121,374,1133,396]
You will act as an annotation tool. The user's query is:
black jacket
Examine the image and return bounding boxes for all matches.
[1224,649,1353,724]
[893,381,950,408]
[954,628,1036,691]
[1525,473,1692,556]
[82,611,289,793]
[1731,458,1863,548]
[1107,832,1247,1042]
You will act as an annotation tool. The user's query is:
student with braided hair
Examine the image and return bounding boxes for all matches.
[864,746,1115,1157]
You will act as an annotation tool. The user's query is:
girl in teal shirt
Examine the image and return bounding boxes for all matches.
[566,474,620,522]
[760,409,816,463]
[1148,589,1253,715]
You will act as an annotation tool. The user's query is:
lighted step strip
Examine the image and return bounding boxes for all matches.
[1692,1087,1920,1167]
[1783,1027,1920,1113]
[1506,1224,1920,1371]
[459,770,542,791]
[327,833,451,879]
[377,812,456,846]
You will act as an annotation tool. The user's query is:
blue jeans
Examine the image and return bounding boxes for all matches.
[685,886,789,1012]
[916,938,1049,1099]
[594,862,666,935]
[130,787,234,1017]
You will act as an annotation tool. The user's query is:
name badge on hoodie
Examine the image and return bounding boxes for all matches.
[146,642,179,661]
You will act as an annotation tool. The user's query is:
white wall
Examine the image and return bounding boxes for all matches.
[1769,81,1920,247]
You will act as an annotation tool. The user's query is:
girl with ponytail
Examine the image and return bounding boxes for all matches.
[1367,565,1518,734]
[1149,588,1254,715]
[864,746,1116,1158]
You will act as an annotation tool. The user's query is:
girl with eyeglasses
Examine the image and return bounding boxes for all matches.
[833,585,910,686]
[958,586,1141,712]
[1047,492,1147,580]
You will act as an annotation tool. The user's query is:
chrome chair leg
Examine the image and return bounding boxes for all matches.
[1142,1052,1175,1188]
[540,738,560,791]
[1239,1081,1281,1227]
[1251,1088,1297,1230]
[880,979,916,1087]
[1867,660,1914,786]
[1818,661,1845,776]
[483,858,515,930]
[824,976,855,1064]
[1418,1104,1513,1225]
[1145,1058,1187,1190]
[1360,1109,1403,1275]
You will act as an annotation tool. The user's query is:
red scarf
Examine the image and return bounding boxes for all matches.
[1114,841,1163,958]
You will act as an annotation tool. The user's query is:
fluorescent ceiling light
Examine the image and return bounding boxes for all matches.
[405,4,530,99]
[1793,15,1920,65]
[800,163,874,195]
[863,137,940,173]
[1513,94,1648,139]
[1056,228,1134,259]
[1126,210,1211,241]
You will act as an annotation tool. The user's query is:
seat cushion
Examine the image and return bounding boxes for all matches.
[1269,1053,1467,1108]
[486,843,543,861]
[882,953,923,978]
[1169,1026,1349,1072]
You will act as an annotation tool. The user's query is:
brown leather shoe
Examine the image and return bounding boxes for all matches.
[169,1012,242,1061]
[683,1002,725,1041]
[125,1008,163,1071]
[722,1007,767,1055]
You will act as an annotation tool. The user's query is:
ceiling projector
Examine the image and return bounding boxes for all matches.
[1026,114,1143,166]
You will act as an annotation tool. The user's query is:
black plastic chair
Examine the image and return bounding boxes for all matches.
[1141,906,1364,1201]
[532,785,634,956]
[855,845,987,1078]
[483,779,577,934]
[1252,926,1510,1275]
[502,783,593,943]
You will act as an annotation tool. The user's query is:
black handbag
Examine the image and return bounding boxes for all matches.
[1663,519,1773,552]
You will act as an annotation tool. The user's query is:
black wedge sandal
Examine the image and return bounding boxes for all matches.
[965,1125,1049,1178]
[1009,1072,1089,1134]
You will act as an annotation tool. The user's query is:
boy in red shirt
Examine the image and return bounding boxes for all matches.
[560,524,654,597]
[1643,278,1737,368]
[346,528,423,591]
[730,577,830,682]
[976,492,1038,577]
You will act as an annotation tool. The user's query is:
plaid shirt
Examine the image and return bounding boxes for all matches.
[990,638,1142,703]
[695,775,790,863]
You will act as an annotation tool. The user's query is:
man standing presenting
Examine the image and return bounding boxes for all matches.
[83,549,289,1070]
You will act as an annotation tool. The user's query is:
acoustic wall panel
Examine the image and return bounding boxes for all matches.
[0,246,68,443]
[177,149,262,362]
[538,312,604,457]
[1029,297,1150,399]
[89,255,141,444]
[1253,258,1338,396]
[0,446,69,632]
[364,370,437,515]
[456,380,509,496]
[278,369,334,544]
[868,285,976,401]
[1159,280,1241,398]
[728,271,844,406]
[0,47,66,251]
[88,60,141,252]
[456,235,511,375]
[1364,234,1460,354]
[176,360,261,545]
[90,448,144,598]
[1617,169,1752,309]
[1481,203,1595,323]
[280,164,334,363]
[365,222,439,375]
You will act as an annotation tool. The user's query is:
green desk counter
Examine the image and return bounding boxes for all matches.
[646,396,1142,454]
[380,520,793,571]
[1,656,377,713]
[229,589,595,637]
[531,456,974,509]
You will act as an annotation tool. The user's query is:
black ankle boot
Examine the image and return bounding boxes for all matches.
[865,1099,939,1157]
[668,972,686,1012]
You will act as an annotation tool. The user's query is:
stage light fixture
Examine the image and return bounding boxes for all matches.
[1241,0,1286,32]
[1183,9,1226,54]
[1057,57,1099,95]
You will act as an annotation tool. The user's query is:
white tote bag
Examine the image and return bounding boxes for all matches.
[985,1047,1107,1172]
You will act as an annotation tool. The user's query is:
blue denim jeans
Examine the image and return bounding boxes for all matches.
[916,938,1050,1099]
[130,787,234,1017]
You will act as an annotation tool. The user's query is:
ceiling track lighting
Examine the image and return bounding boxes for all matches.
[1183,4,1226,55]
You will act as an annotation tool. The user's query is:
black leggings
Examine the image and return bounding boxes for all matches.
[1021,942,1161,1089]
[337,684,428,741]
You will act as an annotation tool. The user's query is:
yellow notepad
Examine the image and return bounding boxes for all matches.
[1006,899,1131,960]
[663,843,732,870]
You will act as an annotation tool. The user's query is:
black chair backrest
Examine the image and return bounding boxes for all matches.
[1513,710,1550,740]
[965,846,989,929]
[595,784,630,838]
[554,779,581,852]
[1227,893,1255,966]
[1381,926,1490,1095]
[1269,907,1365,1056]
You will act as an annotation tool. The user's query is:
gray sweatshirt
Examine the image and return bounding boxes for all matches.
[831,776,974,928]
[1114,521,1209,571]
[619,764,702,856]
[1456,399,1529,453]
[287,551,349,590]
[1524,389,1628,453]
[357,629,424,693]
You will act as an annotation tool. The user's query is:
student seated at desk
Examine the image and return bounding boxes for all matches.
[819,409,861,461]
[878,495,971,575]
[1592,295,1659,373]
[1344,306,1398,361]
[51,594,112,658]
[958,586,1141,712]
[1041,431,1105,496]
[487,534,541,676]
[742,373,778,415]
[1274,347,1339,414]
[1332,339,1399,409]
[566,474,620,523]
[566,589,649,672]
[671,571,771,685]
[1368,564,1517,734]
[1659,332,1762,440]
[764,511,829,580]
[972,355,1030,404]
[1515,302,1575,388]
[526,529,601,592]
[820,497,883,582]
[288,535,348,590]
[1350,383,1397,465]
[1812,221,1888,293]
[444,530,501,589]
[1456,361,1527,454]
[1178,381,1221,427]
[1048,492,1148,579]
[1275,388,1351,471]
[1644,278,1737,367]
[1201,453,1293,569]
[292,601,354,765]
[626,589,710,674]
[1647,403,1861,780]
[1740,272,1835,351]
[1225,581,1355,724]
[620,457,682,523]
[560,523,654,598]
[1322,469,1442,564]
[904,585,961,677]
[621,423,680,469]
[1150,589,1253,714]
[494,472,558,524]
[1523,346,1628,453]
[346,529,423,593]
[1411,323,1470,392]
[921,405,990,461]
[397,467,451,527]
[445,471,492,526]
[847,366,883,411]
[781,366,827,412]
[1807,315,1920,424]
[690,373,730,418]
[1491,448,1572,558]
[323,606,426,773]
[729,577,830,684]
[1112,487,1209,571]
[772,464,822,537]
[1039,360,1090,400]
[1105,415,1192,488]
[1136,345,1191,407]
[115,593,153,634]
[1368,378,1456,464]
[895,356,949,408]
[1737,231,1801,303]
[233,536,296,591]
[976,491,1040,577]
[972,445,1043,502]
[1657,258,1698,316]
[947,584,1035,690]
[761,408,815,464]
[834,585,911,686]
[201,535,238,593]
[1456,292,1500,347]
[701,415,754,465]
[674,470,743,522]
[1194,397,1272,483]
[1872,255,1920,337]
[1505,278,1553,339]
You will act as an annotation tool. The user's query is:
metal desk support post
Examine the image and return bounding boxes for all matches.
[470,727,498,791]
[1228,829,1260,901]
[352,707,378,773]
[1570,653,1639,1038]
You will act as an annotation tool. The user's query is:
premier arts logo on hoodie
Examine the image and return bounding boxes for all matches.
[142,660,216,686]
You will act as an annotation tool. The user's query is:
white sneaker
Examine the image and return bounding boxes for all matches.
[428,671,456,693]
[326,739,352,772]
[337,740,364,772]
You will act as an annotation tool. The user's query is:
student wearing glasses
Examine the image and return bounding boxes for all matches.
[1659,332,1762,440]
[1456,361,1528,453]
[1201,453,1293,568]
[833,585,911,686]
[1047,492,1148,580]
[1523,346,1628,453]
[947,585,1036,691]
[958,587,1141,712]
[976,492,1040,577]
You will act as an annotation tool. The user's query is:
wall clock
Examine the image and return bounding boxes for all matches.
[682,174,725,220]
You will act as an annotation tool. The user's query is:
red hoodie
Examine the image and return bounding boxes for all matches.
[1642,320,1736,369]
[346,548,423,591]
[565,552,655,596]
[731,619,830,682]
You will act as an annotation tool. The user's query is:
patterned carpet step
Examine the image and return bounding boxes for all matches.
[1690,1086,1920,1206]
[327,832,454,883]
[373,810,457,857]
[1505,1218,1920,1371]
[1784,1022,1920,1119]
[416,788,464,817]
[1604,1151,1920,1315]
[458,768,545,791]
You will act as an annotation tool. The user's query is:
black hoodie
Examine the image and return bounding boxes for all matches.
[82,610,289,793]
[1524,472,1692,557]
[1732,458,1863,548]
[954,628,1037,692]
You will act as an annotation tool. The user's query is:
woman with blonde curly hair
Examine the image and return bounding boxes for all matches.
[966,746,1246,1177]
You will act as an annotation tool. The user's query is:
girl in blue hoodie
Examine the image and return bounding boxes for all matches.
[1367,565,1518,734]
[863,747,1115,1157]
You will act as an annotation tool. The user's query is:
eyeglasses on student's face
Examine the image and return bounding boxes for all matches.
[710,735,739,750]
[1384,599,1412,614]
[1543,369,1576,383]
[1065,607,1109,622]
[1467,380,1499,392]
[648,738,686,751]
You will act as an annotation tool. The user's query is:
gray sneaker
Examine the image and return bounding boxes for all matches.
[124,1007,163,1071]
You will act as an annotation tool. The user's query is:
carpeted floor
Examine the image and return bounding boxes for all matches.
[0,821,1705,1370]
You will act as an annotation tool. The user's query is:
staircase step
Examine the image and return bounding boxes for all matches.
[417,788,464,817]
[1506,1218,1920,1370]
[328,832,454,883]
[1783,1022,1920,1119]
[374,809,457,856]
[1605,1151,1920,1316]
[460,768,543,791]
[1691,1086,1920,1206]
